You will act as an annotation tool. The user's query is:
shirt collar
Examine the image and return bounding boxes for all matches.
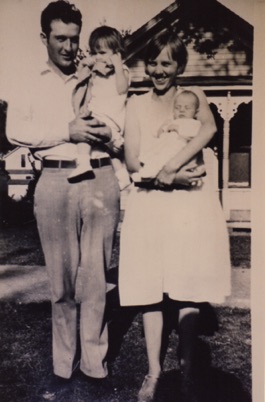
[40,61,78,82]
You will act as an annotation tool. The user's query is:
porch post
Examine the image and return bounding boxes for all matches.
[209,92,252,221]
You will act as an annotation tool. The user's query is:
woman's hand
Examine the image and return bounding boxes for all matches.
[154,164,176,188]
[154,163,206,189]
[174,164,206,187]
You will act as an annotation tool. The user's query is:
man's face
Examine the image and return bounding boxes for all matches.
[41,20,80,73]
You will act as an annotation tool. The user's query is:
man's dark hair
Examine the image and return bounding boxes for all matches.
[41,0,82,37]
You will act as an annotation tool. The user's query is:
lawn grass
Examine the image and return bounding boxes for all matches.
[0,208,252,401]
[0,302,251,402]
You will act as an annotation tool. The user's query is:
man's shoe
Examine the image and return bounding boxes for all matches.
[80,371,117,393]
[40,374,71,401]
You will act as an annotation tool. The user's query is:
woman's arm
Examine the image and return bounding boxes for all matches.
[124,98,141,173]
[110,53,130,95]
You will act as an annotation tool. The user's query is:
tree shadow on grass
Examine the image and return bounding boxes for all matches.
[106,286,251,402]
[158,366,251,402]
[161,338,251,401]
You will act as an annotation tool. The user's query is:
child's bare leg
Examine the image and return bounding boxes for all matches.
[68,142,92,181]
[112,158,131,190]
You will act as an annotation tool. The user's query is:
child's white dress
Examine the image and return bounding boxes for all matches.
[119,90,231,306]
[89,65,129,134]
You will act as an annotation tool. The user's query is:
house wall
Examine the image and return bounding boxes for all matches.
[206,90,252,228]
[127,41,252,82]
[4,147,34,200]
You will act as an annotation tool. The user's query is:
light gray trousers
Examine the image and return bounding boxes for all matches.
[34,165,120,379]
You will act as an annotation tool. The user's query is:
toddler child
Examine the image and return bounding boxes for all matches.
[132,90,205,183]
[69,25,131,189]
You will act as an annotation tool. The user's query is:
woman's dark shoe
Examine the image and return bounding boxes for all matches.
[180,372,199,402]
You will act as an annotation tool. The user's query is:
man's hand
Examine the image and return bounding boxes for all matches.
[69,115,112,145]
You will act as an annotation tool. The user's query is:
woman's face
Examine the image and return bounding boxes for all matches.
[146,46,179,94]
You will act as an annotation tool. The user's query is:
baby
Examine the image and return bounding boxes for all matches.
[132,90,205,183]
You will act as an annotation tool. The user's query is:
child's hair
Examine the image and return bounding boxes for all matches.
[175,90,200,111]
[144,30,188,75]
[89,26,126,59]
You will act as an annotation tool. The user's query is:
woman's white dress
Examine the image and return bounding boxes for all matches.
[119,89,231,306]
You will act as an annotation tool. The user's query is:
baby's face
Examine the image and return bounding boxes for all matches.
[173,94,198,119]
[92,41,114,64]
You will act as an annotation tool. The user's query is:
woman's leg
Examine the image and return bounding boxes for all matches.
[142,307,163,377]
[138,304,162,402]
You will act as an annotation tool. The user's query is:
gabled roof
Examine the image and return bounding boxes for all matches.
[3,146,26,159]
[125,0,253,61]
[125,0,253,86]
[125,2,181,62]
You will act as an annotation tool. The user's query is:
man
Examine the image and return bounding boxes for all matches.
[6,1,120,398]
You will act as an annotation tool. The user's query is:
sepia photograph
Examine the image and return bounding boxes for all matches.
[0,0,261,401]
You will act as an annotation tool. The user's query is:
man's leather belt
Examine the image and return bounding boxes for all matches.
[43,157,111,169]
[90,157,111,168]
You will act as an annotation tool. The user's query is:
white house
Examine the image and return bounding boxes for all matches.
[3,147,35,200]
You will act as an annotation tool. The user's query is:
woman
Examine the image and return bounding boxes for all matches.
[119,30,231,402]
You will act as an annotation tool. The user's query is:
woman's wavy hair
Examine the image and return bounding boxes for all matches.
[144,29,188,75]
[89,26,126,60]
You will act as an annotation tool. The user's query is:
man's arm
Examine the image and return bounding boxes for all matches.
[7,93,112,149]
